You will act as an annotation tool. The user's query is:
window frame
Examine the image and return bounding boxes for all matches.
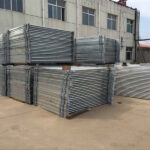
[82,6,95,26]
[126,47,133,61]
[0,0,23,13]
[107,13,117,30]
[48,0,65,21]
[127,19,133,33]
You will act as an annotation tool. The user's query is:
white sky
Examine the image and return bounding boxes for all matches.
[113,0,150,44]
[113,0,150,18]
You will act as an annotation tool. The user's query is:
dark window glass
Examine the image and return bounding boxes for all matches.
[112,20,116,30]
[127,24,130,32]
[51,5,56,18]
[126,47,133,60]
[83,7,88,13]
[83,13,88,25]
[49,5,57,19]
[48,5,52,18]
[57,0,65,7]
[126,52,131,60]
[127,19,130,24]
[127,19,133,33]
[57,7,61,20]
[0,0,23,12]
[107,20,111,29]
[107,14,117,30]
[53,6,56,18]
[62,7,65,21]
[89,9,94,15]
[89,15,94,26]
[108,14,111,19]
[12,0,17,11]
[48,0,65,21]
[0,0,4,8]
[17,0,23,12]
[82,7,95,26]
[112,15,116,20]
[48,0,56,4]
[5,0,11,10]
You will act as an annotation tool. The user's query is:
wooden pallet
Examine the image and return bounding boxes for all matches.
[74,63,83,66]
[11,63,29,66]
[5,62,74,66]
[35,65,71,70]
[33,62,73,66]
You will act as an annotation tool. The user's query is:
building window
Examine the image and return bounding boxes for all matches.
[0,0,23,12]
[126,47,133,61]
[127,19,133,33]
[107,14,117,30]
[82,7,95,26]
[48,0,65,21]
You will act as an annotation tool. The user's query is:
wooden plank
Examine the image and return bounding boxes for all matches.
[62,66,71,70]
[12,63,29,66]
[75,63,83,66]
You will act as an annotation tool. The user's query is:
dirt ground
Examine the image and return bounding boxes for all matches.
[0,96,150,150]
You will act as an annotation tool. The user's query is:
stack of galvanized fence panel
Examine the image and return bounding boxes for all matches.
[7,65,33,104]
[7,24,74,64]
[0,65,7,96]
[0,24,74,104]
[33,66,115,117]
[0,24,119,118]
[75,36,120,64]
[115,65,150,100]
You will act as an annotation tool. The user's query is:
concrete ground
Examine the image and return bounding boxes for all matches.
[0,96,150,150]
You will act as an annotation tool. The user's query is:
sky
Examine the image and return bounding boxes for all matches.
[114,0,150,45]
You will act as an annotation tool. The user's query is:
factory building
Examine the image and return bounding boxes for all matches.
[0,0,140,62]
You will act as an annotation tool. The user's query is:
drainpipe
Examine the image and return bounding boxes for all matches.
[118,7,122,61]
[99,1,101,35]
[42,0,45,27]
[134,8,137,63]
[76,0,79,37]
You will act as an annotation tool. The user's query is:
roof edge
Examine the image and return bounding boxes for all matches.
[109,0,137,11]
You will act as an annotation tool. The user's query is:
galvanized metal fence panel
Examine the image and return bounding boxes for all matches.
[0,65,7,96]
[7,65,33,104]
[115,65,150,100]
[75,36,120,64]
[34,66,115,117]
[6,24,74,64]
[0,34,7,64]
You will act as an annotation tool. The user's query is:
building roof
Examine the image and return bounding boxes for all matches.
[110,0,136,10]
[140,44,150,48]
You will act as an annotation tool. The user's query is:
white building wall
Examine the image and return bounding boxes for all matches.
[0,0,140,62]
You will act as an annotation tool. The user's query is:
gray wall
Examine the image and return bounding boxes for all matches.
[0,0,140,62]
[137,47,150,63]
